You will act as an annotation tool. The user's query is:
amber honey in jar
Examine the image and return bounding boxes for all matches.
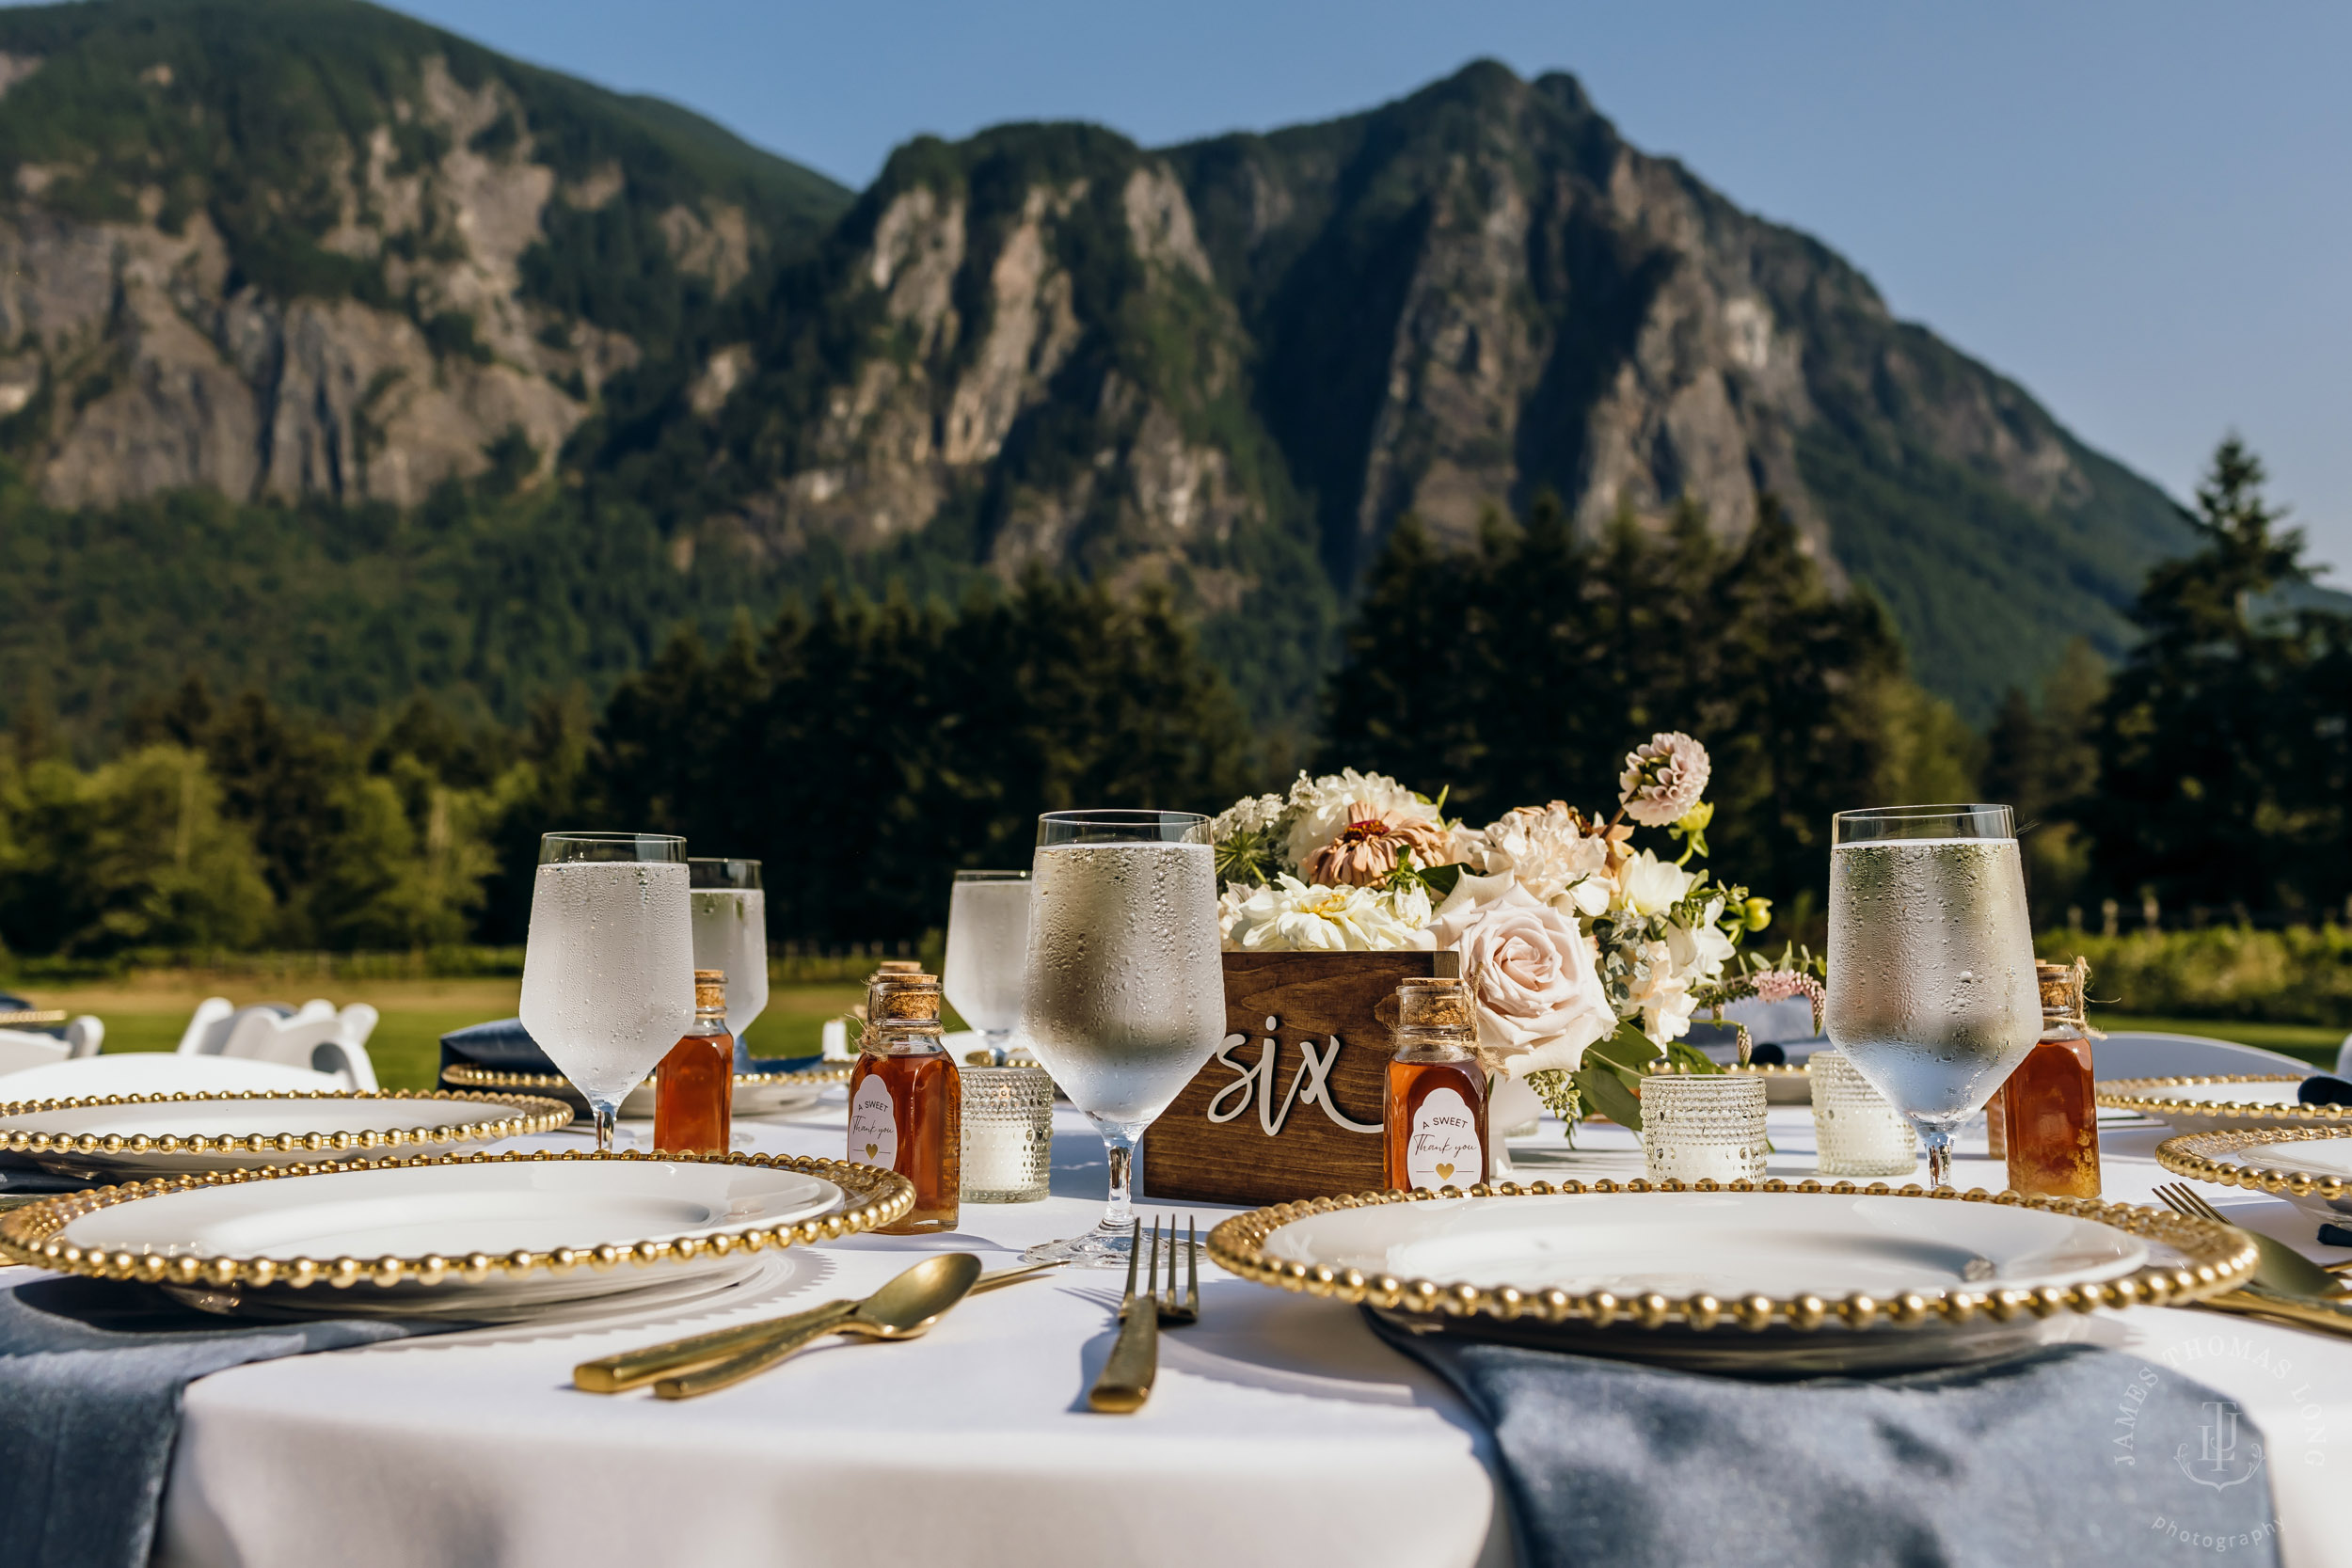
[1384,976,1488,1193]
[654,969,733,1155]
[1998,958,2100,1198]
[849,970,961,1233]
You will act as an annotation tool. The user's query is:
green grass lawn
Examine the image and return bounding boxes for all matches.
[22,974,2344,1087]
[2095,1012,2347,1067]
[14,976,866,1091]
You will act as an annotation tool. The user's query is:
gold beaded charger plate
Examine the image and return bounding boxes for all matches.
[1725,1063,1812,1104]
[1207,1181,2255,1375]
[2095,1074,2344,1136]
[439,1061,849,1118]
[2157,1126,2352,1226]
[0,1148,912,1321]
[0,1090,573,1180]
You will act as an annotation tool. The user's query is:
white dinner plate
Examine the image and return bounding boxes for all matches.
[1211,1184,2252,1373]
[0,1054,344,1100]
[2097,1075,2347,1135]
[2158,1126,2352,1227]
[0,1090,570,1179]
[0,1150,901,1320]
[439,1062,841,1121]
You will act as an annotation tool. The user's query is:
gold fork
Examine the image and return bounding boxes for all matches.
[1155,1215,1200,1326]
[2152,1182,2345,1298]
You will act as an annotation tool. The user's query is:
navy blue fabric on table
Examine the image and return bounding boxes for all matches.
[1366,1310,2280,1568]
[0,1275,445,1568]
[439,1017,836,1086]
[438,1016,559,1079]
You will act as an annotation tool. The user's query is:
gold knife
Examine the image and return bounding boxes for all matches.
[2197,1284,2352,1339]
[1087,1220,1158,1414]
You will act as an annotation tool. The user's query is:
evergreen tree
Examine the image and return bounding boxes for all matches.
[2088,437,2352,915]
[1323,492,1977,912]
[593,575,1255,942]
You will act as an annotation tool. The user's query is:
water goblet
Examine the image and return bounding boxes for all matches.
[1826,804,2041,1188]
[690,858,768,1068]
[1017,810,1224,1267]
[520,832,696,1152]
[944,869,1031,1064]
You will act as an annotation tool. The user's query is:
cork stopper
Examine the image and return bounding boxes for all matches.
[2037,958,2088,1024]
[1396,976,1473,1031]
[693,968,726,1017]
[873,959,924,976]
[866,971,944,1032]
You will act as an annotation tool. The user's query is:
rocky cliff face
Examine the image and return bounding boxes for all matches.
[0,6,2190,724]
[634,65,2184,718]
[0,1,846,509]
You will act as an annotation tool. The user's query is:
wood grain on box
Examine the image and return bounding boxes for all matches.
[1140,950,1460,1208]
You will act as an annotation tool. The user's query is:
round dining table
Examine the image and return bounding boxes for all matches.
[12,1081,2342,1568]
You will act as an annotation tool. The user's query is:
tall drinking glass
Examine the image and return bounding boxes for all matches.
[690,858,768,1068]
[1019,810,1223,1266]
[944,870,1030,1063]
[1826,804,2041,1188]
[520,832,695,1152]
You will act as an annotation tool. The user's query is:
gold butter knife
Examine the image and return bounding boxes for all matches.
[1087,1220,1158,1414]
[2197,1284,2352,1339]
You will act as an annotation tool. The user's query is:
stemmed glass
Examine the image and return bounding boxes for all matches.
[1825,804,2042,1187]
[943,870,1031,1064]
[519,832,696,1152]
[1017,811,1225,1267]
[690,858,769,1068]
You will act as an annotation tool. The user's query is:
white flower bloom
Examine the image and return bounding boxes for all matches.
[1219,875,1436,953]
[1616,850,1694,916]
[1663,897,1736,982]
[1429,872,1615,1075]
[1207,792,1288,846]
[1283,768,1429,872]
[1623,937,1699,1041]
[1473,801,1612,912]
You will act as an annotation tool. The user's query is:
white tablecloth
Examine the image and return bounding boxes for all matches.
[9,1095,2348,1567]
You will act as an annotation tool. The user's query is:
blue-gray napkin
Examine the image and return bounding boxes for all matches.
[0,1275,447,1568]
[438,1016,557,1078]
[440,1018,837,1085]
[0,1167,96,1195]
[1366,1312,2280,1568]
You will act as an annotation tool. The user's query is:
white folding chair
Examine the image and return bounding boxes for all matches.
[178,998,300,1055]
[2091,1031,2310,1080]
[61,1016,103,1058]
[216,1004,380,1090]
[0,1029,70,1077]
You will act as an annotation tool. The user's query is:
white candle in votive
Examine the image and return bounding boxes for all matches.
[961,1118,1033,1196]
[959,1067,1050,1200]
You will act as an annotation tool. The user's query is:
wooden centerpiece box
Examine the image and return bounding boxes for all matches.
[1140,949,1461,1208]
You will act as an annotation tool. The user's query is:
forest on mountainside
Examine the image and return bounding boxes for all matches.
[4,441,2341,964]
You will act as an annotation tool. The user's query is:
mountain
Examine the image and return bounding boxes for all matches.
[0,2,2206,739]
[0,0,850,508]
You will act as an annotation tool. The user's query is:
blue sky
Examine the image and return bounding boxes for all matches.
[390,0,2351,575]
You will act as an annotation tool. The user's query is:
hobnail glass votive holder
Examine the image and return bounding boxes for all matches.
[1638,1072,1768,1184]
[1808,1049,1919,1178]
[960,1066,1053,1203]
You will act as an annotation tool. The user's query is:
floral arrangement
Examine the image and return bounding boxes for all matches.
[1207,736,1817,1132]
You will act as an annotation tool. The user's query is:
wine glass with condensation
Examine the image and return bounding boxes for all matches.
[1826,804,2041,1188]
[1017,811,1224,1267]
[690,858,768,1068]
[520,833,695,1152]
[944,870,1031,1065]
